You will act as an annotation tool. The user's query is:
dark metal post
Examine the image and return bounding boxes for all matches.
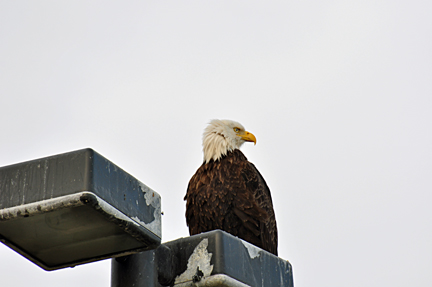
[112,252,159,287]
[112,245,174,287]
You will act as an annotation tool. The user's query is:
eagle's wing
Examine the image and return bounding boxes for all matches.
[238,160,278,256]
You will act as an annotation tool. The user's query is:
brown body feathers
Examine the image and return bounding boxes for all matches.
[185,149,278,256]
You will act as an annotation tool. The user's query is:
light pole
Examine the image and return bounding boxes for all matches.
[0,149,293,286]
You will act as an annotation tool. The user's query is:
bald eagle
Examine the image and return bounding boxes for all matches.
[184,119,278,256]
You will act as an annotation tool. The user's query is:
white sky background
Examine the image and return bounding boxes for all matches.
[0,1,431,286]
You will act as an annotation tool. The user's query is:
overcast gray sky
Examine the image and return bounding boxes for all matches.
[1,1,431,286]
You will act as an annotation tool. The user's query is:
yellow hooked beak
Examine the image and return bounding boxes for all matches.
[240,131,257,145]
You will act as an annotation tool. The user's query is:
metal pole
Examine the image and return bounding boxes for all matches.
[111,245,174,287]
[112,251,158,287]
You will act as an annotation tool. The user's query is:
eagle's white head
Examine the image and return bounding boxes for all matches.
[202,119,257,163]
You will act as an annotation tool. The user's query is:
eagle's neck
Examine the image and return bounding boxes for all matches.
[202,131,238,164]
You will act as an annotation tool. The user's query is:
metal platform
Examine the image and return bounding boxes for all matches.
[112,230,293,287]
[0,148,161,270]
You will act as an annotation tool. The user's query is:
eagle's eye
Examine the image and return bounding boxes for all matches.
[233,127,240,133]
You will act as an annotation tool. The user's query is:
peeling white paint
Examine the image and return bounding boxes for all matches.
[131,216,147,227]
[93,193,142,227]
[139,182,162,238]
[174,238,214,285]
[241,240,261,259]
[174,274,251,287]
[0,192,85,219]
[0,189,161,237]
[141,182,157,205]
[0,192,147,230]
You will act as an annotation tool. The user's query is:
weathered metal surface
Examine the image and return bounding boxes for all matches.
[0,148,161,270]
[112,230,293,287]
[174,274,250,287]
[112,248,160,287]
[167,230,293,287]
